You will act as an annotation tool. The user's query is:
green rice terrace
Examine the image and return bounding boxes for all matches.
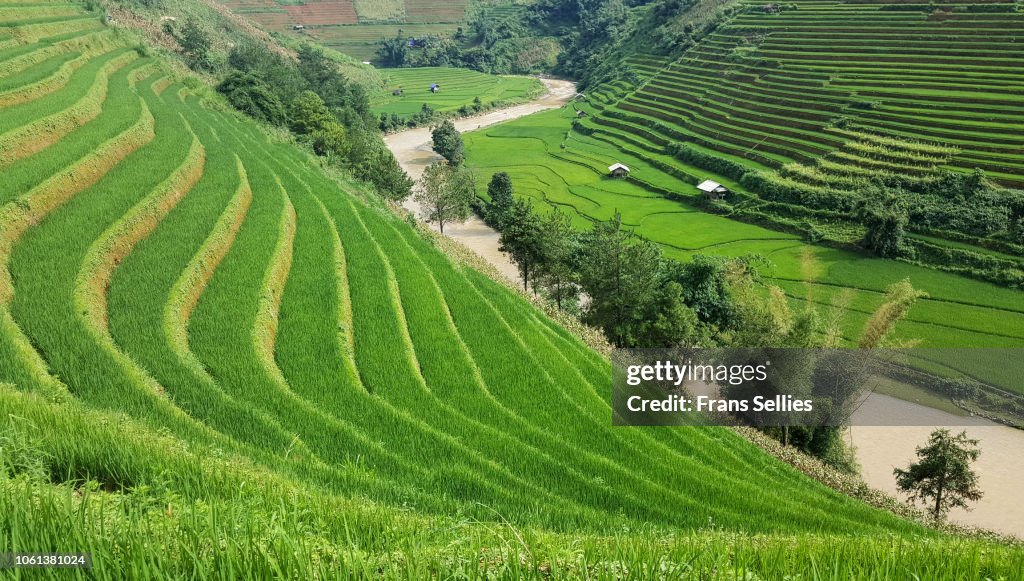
[371,65,542,118]
[464,1,1024,396]
[2,0,1022,577]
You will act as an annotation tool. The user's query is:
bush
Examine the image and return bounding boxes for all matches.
[217,72,286,125]
[667,142,749,180]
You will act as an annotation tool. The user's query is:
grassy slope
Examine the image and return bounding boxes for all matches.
[0,2,1022,577]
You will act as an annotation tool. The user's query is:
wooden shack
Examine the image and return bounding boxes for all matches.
[608,163,630,178]
[697,179,730,200]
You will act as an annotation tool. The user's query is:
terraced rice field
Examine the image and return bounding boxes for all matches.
[464,97,1024,393]
[578,0,1024,263]
[371,66,543,117]
[604,0,1024,187]
[283,0,358,25]
[4,2,1023,576]
[307,22,455,61]
[353,0,405,22]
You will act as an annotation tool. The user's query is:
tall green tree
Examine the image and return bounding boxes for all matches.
[415,162,475,234]
[485,172,515,227]
[858,192,909,259]
[217,72,286,125]
[289,91,334,135]
[499,198,545,291]
[537,209,579,310]
[227,40,306,103]
[349,134,413,201]
[288,91,348,159]
[578,213,662,347]
[662,254,745,332]
[377,32,409,67]
[895,429,983,520]
[639,280,702,348]
[431,119,464,166]
[178,18,212,71]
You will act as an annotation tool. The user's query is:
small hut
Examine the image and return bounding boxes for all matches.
[697,179,730,200]
[430,83,440,93]
[608,163,630,178]
[292,24,305,31]
[576,109,587,118]
[392,88,403,96]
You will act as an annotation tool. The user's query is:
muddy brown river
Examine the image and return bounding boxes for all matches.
[850,395,1023,537]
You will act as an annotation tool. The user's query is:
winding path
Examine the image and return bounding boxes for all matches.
[384,77,577,284]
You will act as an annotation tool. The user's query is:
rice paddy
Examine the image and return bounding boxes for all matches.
[462,1,1024,393]
[371,65,542,117]
[1,1,1022,577]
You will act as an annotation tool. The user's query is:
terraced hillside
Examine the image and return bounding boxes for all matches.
[371,66,542,117]
[220,0,485,61]
[1,2,1022,577]
[465,2,1024,392]
[580,0,1024,258]
[607,0,1024,184]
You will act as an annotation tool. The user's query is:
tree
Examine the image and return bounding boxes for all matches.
[431,119,464,165]
[415,162,475,234]
[349,135,413,201]
[577,213,662,347]
[288,91,348,159]
[227,40,306,104]
[536,209,578,309]
[177,18,212,71]
[289,91,334,135]
[377,32,409,67]
[485,172,514,227]
[296,44,370,122]
[499,198,544,291]
[894,429,983,520]
[663,254,743,331]
[217,72,286,125]
[308,122,348,158]
[857,193,908,259]
[639,280,702,347]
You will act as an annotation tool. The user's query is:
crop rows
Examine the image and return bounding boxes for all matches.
[531,0,1024,382]
[592,0,1024,193]
[219,0,469,47]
